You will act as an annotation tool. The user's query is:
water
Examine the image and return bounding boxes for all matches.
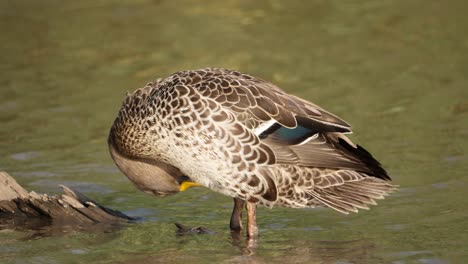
[1,0,467,263]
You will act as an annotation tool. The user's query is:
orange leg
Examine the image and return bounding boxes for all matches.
[246,201,258,238]
[230,198,244,232]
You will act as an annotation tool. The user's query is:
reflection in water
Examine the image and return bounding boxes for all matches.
[113,229,376,264]
[0,215,126,241]
[0,216,52,238]
[230,231,258,257]
[230,233,375,263]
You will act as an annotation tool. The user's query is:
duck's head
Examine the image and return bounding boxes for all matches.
[108,143,200,197]
[107,95,201,196]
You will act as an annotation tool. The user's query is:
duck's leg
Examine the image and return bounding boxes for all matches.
[246,201,258,238]
[230,198,244,232]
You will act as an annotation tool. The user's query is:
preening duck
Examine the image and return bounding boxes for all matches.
[108,68,396,238]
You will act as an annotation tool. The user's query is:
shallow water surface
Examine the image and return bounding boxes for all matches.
[1,0,467,263]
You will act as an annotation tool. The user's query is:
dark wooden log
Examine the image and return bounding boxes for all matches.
[0,171,134,230]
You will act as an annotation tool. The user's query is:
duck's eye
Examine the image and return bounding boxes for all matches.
[178,175,191,184]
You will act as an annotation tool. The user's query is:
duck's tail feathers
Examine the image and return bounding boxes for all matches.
[306,174,397,214]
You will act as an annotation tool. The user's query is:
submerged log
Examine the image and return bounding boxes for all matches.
[175,222,216,235]
[0,171,134,229]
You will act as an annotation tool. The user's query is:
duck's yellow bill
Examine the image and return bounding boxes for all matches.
[180,181,202,192]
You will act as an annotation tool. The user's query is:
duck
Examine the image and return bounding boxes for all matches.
[108,68,396,238]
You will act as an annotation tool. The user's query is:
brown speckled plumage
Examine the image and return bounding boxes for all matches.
[109,68,396,223]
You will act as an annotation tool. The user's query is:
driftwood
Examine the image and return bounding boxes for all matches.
[0,171,134,230]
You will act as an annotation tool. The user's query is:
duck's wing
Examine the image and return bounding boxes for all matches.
[175,68,389,181]
[168,68,351,132]
[263,131,390,181]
